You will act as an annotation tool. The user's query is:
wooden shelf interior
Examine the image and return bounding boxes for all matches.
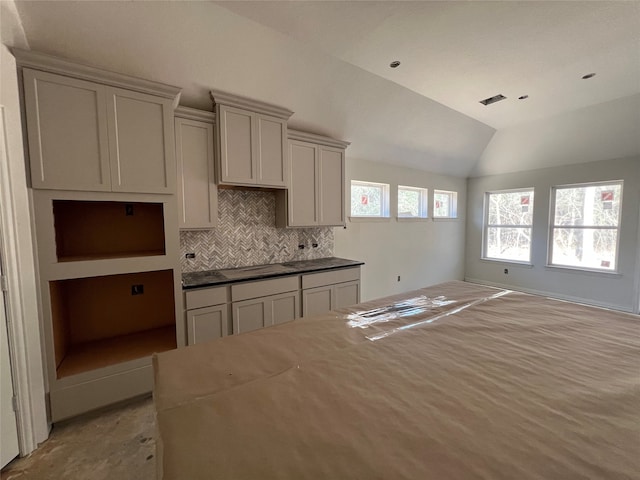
[50,270,176,378]
[56,326,176,378]
[53,200,165,262]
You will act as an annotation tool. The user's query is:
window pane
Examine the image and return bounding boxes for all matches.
[488,191,533,226]
[398,186,427,218]
[486,227,532,262]
[551,228,618,270]
[434,192,450,217]
[398,189,420,217]
[554,184,621,227]
[351,184,382,216]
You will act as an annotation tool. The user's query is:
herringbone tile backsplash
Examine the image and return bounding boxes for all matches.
[180,189,335,272]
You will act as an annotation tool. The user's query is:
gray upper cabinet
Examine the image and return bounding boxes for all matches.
[174,107,218,229]
[106,87,175,194]
[23,69,112,192]
[17,51,180,194]
[211,90,293,188]
[288,141,318,225]
[276,130,349,228]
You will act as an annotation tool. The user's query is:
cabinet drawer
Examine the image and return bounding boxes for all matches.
[232,276,299,302]
[184,286,229,310]
[302,267,360,289]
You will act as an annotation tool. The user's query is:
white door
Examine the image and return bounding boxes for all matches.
[0,257,19,468]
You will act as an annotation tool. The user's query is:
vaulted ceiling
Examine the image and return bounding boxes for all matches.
[7,1,640,177]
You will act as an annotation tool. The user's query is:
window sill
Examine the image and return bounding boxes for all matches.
[544,264,622,277]
[480,258,534,268]
[348,216,391,223]
[432,217,458,221]
[396,217,429,222]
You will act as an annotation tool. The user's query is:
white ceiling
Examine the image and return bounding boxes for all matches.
[7,1,640,177]
[218,1,640,130]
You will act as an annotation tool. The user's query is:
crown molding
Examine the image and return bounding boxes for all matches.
[174,106,215,123]
[12,48,181,104]
[288,129,350,149]
[210,89,293,119]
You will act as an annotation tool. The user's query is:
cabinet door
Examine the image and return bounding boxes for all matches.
[175,118,218,229]
[302,286,333,318]
[232,298,268,334]
[106,87,175,194]
[217,105,254,185]
[318,146,345,226]
[334,280,360,309]
[187,305,228,345]
[255,114,287,187]
[22,69,111,191]
[288,141,318,226]
[268,291,300,324]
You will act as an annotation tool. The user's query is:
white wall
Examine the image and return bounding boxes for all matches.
[465,157,640,312]
[334,158,466,301]
[1,0,49,453]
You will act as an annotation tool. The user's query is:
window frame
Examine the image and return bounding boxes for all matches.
[547,180,623,273]
[433,189,458,219]
[397,185,429,219]
[349,180,390,219]
[482,187,535,265]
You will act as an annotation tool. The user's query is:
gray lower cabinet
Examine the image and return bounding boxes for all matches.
[334,280,360,309]
[184,267,360,341]
[187,305,228,344]
[231,276,300,334]
[233,290,300,334]
[301,267,361,317]
[184,285,230,345]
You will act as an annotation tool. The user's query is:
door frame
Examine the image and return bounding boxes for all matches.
[635,203,640,315]
[0,242,19,467]
[0,105,49,455]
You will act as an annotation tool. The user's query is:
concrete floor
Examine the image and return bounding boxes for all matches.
[1,396,155,480]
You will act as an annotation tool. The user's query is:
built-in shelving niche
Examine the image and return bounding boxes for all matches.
[53,200,166,262]
[50,270,176,378]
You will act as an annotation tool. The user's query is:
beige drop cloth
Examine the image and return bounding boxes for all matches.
[154,281,640,479]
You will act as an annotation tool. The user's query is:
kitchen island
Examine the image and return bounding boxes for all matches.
[155,280,640,480]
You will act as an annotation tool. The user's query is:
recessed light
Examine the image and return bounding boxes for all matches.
[582,73,596,79]
[518,95,529,100]
[389,60,401,68]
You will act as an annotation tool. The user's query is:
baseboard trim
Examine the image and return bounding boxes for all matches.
[464,277,634,314]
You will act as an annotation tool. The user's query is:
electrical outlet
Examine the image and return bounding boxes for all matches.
[185,253,196,259]
[504,268,509,274]
[131,284,144,295]
[397,276,401,282]
[312,243,318,248]
[298,244,305,250]
[125,204,134,216]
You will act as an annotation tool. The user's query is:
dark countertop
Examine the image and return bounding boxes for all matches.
[182,257,364,289]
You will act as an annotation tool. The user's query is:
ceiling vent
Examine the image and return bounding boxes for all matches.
[479,94,507,106]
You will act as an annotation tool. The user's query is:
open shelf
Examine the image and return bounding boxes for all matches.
[50,269,176,378]
[53,200,165,262]
[56,326,176,378]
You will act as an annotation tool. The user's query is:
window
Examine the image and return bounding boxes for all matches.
[549,181,622,271]
[433,190,458,218]
[398,185,428,218]
[483,189,534,263]
[350,180,390,217]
